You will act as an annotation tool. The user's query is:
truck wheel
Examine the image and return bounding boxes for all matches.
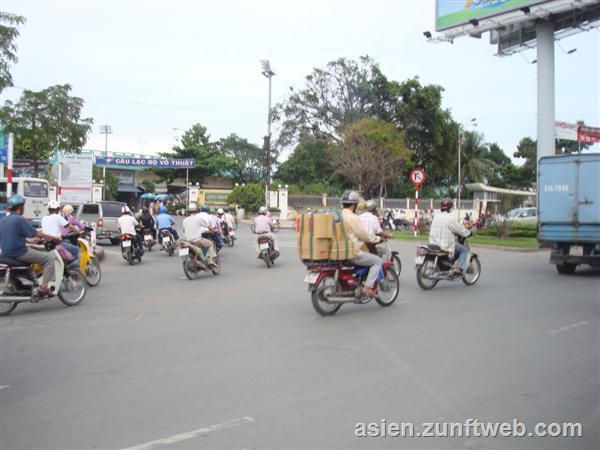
[556,263,576,274]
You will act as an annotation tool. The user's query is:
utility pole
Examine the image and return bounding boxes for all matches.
[261,60,275,208]
[458,129,464,220]
[99,125,112,200]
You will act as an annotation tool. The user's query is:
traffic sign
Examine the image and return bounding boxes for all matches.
[409,168,426,188]
[0,132,7,164]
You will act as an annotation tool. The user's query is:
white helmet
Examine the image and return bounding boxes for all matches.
[259,206,268,215]
[121,205,131,215]
[217,208,224,215]
[48,200,60,210]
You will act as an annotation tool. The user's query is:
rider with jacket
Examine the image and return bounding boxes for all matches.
[341,191,382,297]
[428,199,471,275]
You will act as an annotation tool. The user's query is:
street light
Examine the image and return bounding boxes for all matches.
[261,59,275,208]
[99,125,112,200]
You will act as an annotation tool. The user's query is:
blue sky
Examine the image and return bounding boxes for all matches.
[2,0,598,162]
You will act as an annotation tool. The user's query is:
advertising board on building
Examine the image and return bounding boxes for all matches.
[436,0,549,31]
[58,152,93,204]
[95,156,196,170]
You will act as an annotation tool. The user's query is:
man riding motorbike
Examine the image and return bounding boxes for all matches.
[118,205,144,254]
[0,195,60,296]
[42,201,81,270]
[428,199,472,276]
[341,191,383,297]
[156,205,179,244]
[253,206,279,258]
[359,199,392,263]
[182,204,218,267]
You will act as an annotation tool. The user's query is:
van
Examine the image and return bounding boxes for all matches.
[76,201,126,244]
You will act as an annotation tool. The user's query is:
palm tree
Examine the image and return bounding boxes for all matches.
[459,131,498,184]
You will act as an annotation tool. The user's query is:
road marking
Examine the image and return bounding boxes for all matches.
[120,416,254,450]
[0,385,9,390]
[396,300,409,305]
[548,321,590,336]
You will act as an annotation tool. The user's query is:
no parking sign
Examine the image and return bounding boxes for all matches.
[410,168,426,188]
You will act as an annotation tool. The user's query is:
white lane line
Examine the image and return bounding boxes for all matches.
[120,416,254,450]
[548,321,590,336]
[0,385,10,390]
[396,300,409,305]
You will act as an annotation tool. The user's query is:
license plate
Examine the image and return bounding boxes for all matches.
[304,272,319,284]
[259,243,269,250]
[179,247,189,257]
[163,236,171,243]
[569,245,583,256]
[122,240,131,248]
[415,255,425,265]
[144,235,153,241]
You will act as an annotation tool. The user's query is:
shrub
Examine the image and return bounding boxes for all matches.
[226,183,264,212]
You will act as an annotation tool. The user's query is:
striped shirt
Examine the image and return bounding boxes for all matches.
[359,212,382,237]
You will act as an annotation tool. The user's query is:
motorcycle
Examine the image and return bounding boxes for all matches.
[271,218,281,233]
[371,240,402,277]
[414,235,481,290]
[0,240,87,316]
[257,234,277,268]
[64,227,102,287]
[160,229,176,256]
[304,261,400,316]
[143,227,156,252]
[221,222,236,247]
[121,232,143,265]
[179,240,220,280]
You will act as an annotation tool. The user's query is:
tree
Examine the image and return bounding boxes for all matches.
[0,84,93,177]
[275,135,335,186]
[513,137,536,184]
[141,179,155,193]
[93,166,118,200]
[327,118,411,198]
[0,12,25,93]
[459,131,498,184]
[156,123,231,185]
[217,134,264,184]
[226,183,264,212]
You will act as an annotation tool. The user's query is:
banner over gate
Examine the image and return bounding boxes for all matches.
[95,156,196,170]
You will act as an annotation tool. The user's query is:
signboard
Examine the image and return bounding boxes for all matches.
[197,189,232,206]
[58,152,93,204]
[409,168,426,188]
[188,187,199,204]
[436,0,549,31]
[578,125,600,143]
[95,156,196,170]
[117,171,135,185]
[0,132,7,164]
[555,122,600,143]
[555,121,578,141]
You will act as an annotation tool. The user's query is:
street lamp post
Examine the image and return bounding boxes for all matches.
[261,60,275,208]
[99,125,112,200]
[458,128,464,220]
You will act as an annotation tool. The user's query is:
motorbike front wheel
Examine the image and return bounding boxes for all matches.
[58,270,87,306]
[416,259,438,290]
[0,302,17,316]
[272,224,280,233]
[311,275,342,316]
[85,257,102,287]
[227,236,234,247]
[376,269,400,307]
[462,256,481,286]
[391,254,402,277]
[183,255,201,280]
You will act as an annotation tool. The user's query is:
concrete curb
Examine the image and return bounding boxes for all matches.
[392,237,544,253]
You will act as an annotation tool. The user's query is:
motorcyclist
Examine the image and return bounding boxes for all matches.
[222,207,236,231]
[182,204,218,267]
[341,191,383,297]
[359,199,392,263]
[217,207,236,240]
[156,205,179,244]
[0,195,60,295]
[42,201,81,270]
[208,208,223,249]
[428,199,472,276]
[139,207,156,240]
[197,205,219,248]
[118,205,144,254]
[253,206,279,258]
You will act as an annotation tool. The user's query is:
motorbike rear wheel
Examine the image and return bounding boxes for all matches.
[126,248,134,265]
[272,223,280,233]
[58,270,87,306]
[262,251,272,268]
[376,269,400,307]
[227,236,234,247]
[462,256,481,285]
[168,246,175,257]
[211,254,221,275]
[0,302,17,316]
[183,255,201,280]
[311,275,342,316]
[85,257,102,286]
[416,259,438,290]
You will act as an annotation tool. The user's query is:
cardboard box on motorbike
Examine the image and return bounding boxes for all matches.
[296,210,355,262]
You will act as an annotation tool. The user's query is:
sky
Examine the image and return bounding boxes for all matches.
[2,0,599,163]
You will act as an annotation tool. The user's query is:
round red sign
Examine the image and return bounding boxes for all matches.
[409,168,426,187]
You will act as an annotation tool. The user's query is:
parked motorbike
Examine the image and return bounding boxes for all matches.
[179,240,220,280]
[221,222,236,247]
[414,235,481,290]
[0,240,87,316]
[257,234,277,268]
[304,261,400,316]
[160,229,176,256]
[143,227,156,251]
[121,232,143,265]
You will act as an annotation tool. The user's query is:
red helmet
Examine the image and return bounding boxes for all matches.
[440,199,453,212]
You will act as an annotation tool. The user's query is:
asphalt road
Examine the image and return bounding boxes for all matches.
[1,225,598,450]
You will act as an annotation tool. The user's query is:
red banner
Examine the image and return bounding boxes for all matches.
[578,125,600,143]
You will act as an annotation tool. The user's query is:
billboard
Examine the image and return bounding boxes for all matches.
[95,156,196,170]
[436,0,550,31]
[58,152,93,204]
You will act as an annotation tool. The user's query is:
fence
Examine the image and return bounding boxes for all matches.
[289,194,474,211]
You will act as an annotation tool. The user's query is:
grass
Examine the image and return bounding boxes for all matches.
[391,231,539,250]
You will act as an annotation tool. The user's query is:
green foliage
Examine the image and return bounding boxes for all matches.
[226,183,264,212]
[0,12,26,92]
[93,166,118,201]
[0,84,93,177]
[460,131,499,184]
[156,123,231,185]
[478,221,536,239]
[218,133,265,183]
[141,179,155,193]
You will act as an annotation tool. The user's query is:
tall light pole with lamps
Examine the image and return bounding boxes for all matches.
[261,60,275,208]
[99,125,112,200]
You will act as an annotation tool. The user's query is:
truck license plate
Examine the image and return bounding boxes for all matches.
[304,273,319,284]
[122,240,131,248]
[415,256,425,265]
[569,245,583,256]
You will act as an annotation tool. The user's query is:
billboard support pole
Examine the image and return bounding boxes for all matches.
[536,19,555,165]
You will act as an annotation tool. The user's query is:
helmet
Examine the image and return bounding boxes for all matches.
[62,204,74,215]
[48,200,60,210]
[217,208,224,215]
[223,206,229,212]
[364,199,377,212]
[187,203,198,213]
[121,205,131,215]
[159,206,167,214]
[199,205,209,213]
[440,199,453,212]
[7,195,25,211]
[258,206,267,215]
[341,191,360,205]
